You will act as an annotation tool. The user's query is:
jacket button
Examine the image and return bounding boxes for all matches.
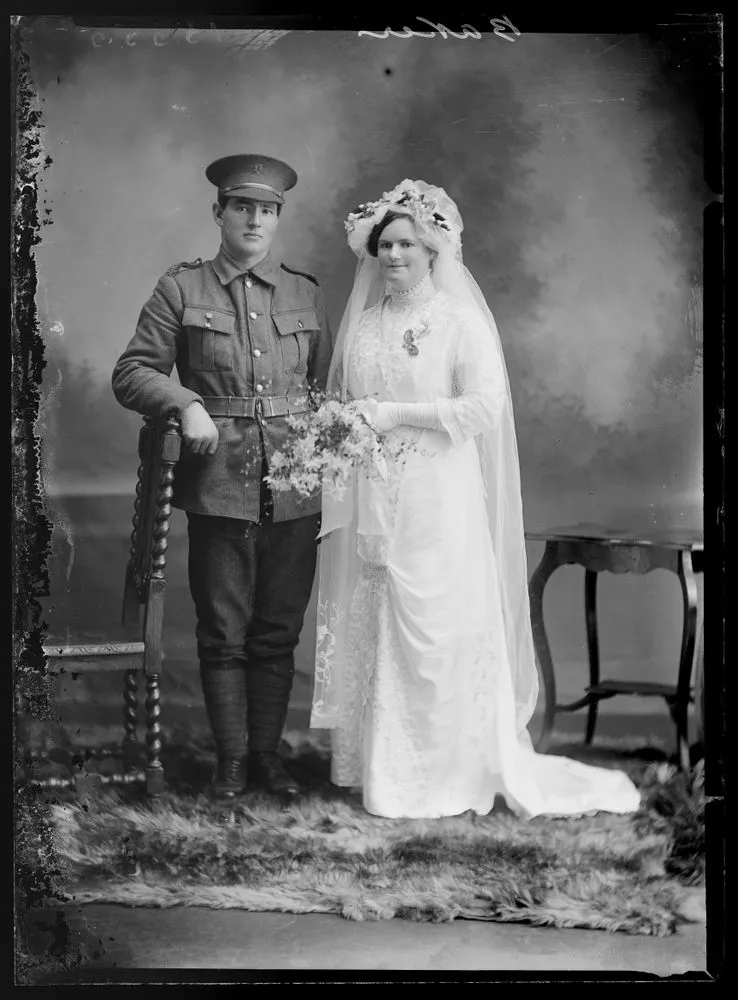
[205,312,213,319]
[249,311,258,320]
[253,349,261,358]
[256,384,264,393]
[297,320,304,329]
[245,280,253,288]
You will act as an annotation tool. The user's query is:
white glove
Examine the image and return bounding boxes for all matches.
[356,398,444,434]
[377,401,444,432]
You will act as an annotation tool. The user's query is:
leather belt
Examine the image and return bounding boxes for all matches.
[201,394,311,419]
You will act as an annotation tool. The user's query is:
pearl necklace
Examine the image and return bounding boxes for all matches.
[386,270,437,308]
[388,270,434,299]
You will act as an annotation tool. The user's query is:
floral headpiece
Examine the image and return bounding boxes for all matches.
[344,179,463,258]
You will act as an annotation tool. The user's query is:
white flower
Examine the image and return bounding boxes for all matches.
[269,450,289,472]
[264,398,421,500]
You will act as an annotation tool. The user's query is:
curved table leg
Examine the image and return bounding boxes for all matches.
[528,541,563,753]
[694,620,705,748]
[584,570,600,746]
[671,548,698,771]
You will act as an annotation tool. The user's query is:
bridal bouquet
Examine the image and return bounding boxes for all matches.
[266,396,389,500]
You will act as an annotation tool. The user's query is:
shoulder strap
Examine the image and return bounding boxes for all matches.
[165,257,204,277]
[280,261,319,285]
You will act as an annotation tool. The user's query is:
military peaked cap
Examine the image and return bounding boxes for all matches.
[206,154,298,205]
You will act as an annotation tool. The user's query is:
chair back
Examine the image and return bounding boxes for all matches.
[122,415,181,624]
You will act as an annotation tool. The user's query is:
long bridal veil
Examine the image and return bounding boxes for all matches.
[311,179,641,818]
[314,180,538,746]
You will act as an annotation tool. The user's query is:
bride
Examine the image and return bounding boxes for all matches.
[310,179,641,820]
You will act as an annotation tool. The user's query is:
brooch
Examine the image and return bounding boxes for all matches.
[402,329,420,356]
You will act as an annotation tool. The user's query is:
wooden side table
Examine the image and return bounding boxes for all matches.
[526,525,703,770]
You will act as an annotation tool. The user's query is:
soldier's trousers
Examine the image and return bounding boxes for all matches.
[186,508,320,760]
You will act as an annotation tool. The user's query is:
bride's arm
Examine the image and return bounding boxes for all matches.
[369,307,507,442]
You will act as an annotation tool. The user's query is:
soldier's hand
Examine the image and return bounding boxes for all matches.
[180,402,219,456]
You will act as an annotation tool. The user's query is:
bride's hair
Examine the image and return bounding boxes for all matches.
[367,210,417,258]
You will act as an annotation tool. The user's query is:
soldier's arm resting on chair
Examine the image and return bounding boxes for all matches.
[112,273,218,455]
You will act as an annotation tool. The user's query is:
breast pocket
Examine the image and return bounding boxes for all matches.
[272,309,318,374]
[183,306,236,372]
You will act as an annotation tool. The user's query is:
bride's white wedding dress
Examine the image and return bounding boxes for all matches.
[311,272,641,820]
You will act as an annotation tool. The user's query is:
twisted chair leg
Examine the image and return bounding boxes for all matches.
[145,673,165,795]
[122,668,139,771]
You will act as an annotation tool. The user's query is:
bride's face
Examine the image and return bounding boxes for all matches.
[376,217,432,291]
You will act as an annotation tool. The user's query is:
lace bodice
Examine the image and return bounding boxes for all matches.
[349,278,462,399]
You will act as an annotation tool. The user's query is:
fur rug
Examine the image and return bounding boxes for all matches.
[43,727,706,937]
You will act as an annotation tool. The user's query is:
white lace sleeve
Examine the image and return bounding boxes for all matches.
[436,305,508,447]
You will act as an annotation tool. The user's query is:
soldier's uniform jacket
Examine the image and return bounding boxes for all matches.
[112,248,333,523]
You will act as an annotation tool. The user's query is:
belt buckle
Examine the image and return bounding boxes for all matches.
[255,396,264,420]
[226,395,233,418]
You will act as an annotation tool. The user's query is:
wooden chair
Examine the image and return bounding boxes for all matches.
[37,415,181,796]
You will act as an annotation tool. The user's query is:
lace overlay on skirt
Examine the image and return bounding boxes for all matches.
[330,560,425,809]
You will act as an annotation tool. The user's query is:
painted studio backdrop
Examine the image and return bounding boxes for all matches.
[24,21,705,732]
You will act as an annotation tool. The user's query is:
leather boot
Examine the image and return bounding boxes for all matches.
[200,660,248,799]
[249,751,299,797]
[246,656,299,797]
[212,757,247,800]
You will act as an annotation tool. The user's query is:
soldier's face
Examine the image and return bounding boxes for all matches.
[214,197,280,260]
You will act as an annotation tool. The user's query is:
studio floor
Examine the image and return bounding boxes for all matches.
[33,705,710,982]
[57,900,707,979]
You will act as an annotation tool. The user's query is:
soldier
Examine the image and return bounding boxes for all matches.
[112,154,333,800]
